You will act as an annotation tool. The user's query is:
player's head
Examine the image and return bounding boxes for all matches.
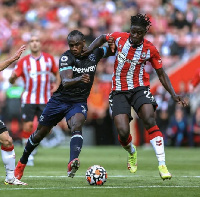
[28,34,41,54]
[129,13,151,46]
[67,30,85,57]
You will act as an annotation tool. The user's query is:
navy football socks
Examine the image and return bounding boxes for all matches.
[20,134,39,164]
[69,131,83,162]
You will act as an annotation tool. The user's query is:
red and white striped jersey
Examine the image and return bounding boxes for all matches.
[14,52,58,104]
[105,32,163,91]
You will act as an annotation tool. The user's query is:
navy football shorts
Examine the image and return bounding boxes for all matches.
[0,120,7,134]
[109,86,158,122]
[21,104,46,121]
[38,97,88,127]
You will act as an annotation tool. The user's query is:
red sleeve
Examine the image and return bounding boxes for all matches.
[14,59,24,77]
[191,70,200,87]
[50,55,58,74]
[149,46,163,69]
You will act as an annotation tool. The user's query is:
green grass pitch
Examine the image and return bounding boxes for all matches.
[0,145,200,197]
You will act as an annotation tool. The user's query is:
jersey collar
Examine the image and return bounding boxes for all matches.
[30,53,43,60]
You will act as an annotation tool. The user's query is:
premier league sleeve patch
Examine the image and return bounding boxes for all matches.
[59,54,74,71]
[61,56,68,62]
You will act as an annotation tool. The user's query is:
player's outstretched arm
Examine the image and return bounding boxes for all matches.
[156,67,188,107]
[0,45,26,72]
[81,34,107,56]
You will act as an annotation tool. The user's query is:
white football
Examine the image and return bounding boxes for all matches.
[85,165,107,185]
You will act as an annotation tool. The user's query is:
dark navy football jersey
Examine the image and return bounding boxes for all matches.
[52,47,105,102]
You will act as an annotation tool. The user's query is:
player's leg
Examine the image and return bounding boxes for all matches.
[134,87,171,180]
[0,125,27,185]
[110,92,137,173]
[138,104,172,180]
[15,98,64,180]
[15,124,52,180]
[28,104,46,162]
[66,103,87,178]
[21,104,36,166]
[114,114,137,173]
[22,121,35,166]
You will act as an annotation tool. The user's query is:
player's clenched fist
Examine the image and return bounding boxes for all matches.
[80,73,90,83]
[107,37,115,53]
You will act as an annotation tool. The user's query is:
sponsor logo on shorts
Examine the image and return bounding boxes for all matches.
[22,114,26,119]
[0,120,5,125]
[39,115,44,122]
[81,105,86,114]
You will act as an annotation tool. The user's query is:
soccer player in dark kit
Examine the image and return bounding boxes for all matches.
[82,13,188,180]
[14,30,115,180]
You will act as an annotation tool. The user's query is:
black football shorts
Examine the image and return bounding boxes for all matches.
[0,120,7,134]
[109,86,158,121]
[21,104,46,122]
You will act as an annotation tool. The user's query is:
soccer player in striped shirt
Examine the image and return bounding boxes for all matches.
[82,13,188,180]
[0,45,27,185]
[9,34,60,166]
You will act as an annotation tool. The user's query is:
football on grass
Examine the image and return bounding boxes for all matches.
[85,165,107,185]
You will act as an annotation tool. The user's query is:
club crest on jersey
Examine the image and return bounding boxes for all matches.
[88,54,96,62]
[140,52,146,59]
[61,56,68,62]
[158,59,162,64]
[45,62,51,68]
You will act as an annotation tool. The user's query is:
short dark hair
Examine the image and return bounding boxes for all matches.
[67,30,85,41]
[130,13,151,32]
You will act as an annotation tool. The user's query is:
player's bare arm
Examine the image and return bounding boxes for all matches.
[0,45,26,72]
[156,67,188,107]
[60,69,90,88]
[81,34,107,56]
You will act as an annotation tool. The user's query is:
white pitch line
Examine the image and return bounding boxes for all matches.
[0,186,200,191]
[0,175,200,178]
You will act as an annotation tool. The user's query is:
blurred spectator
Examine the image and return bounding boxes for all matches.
[189,68,200,114]
[190,106,200,146]
[166,107,189,146]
